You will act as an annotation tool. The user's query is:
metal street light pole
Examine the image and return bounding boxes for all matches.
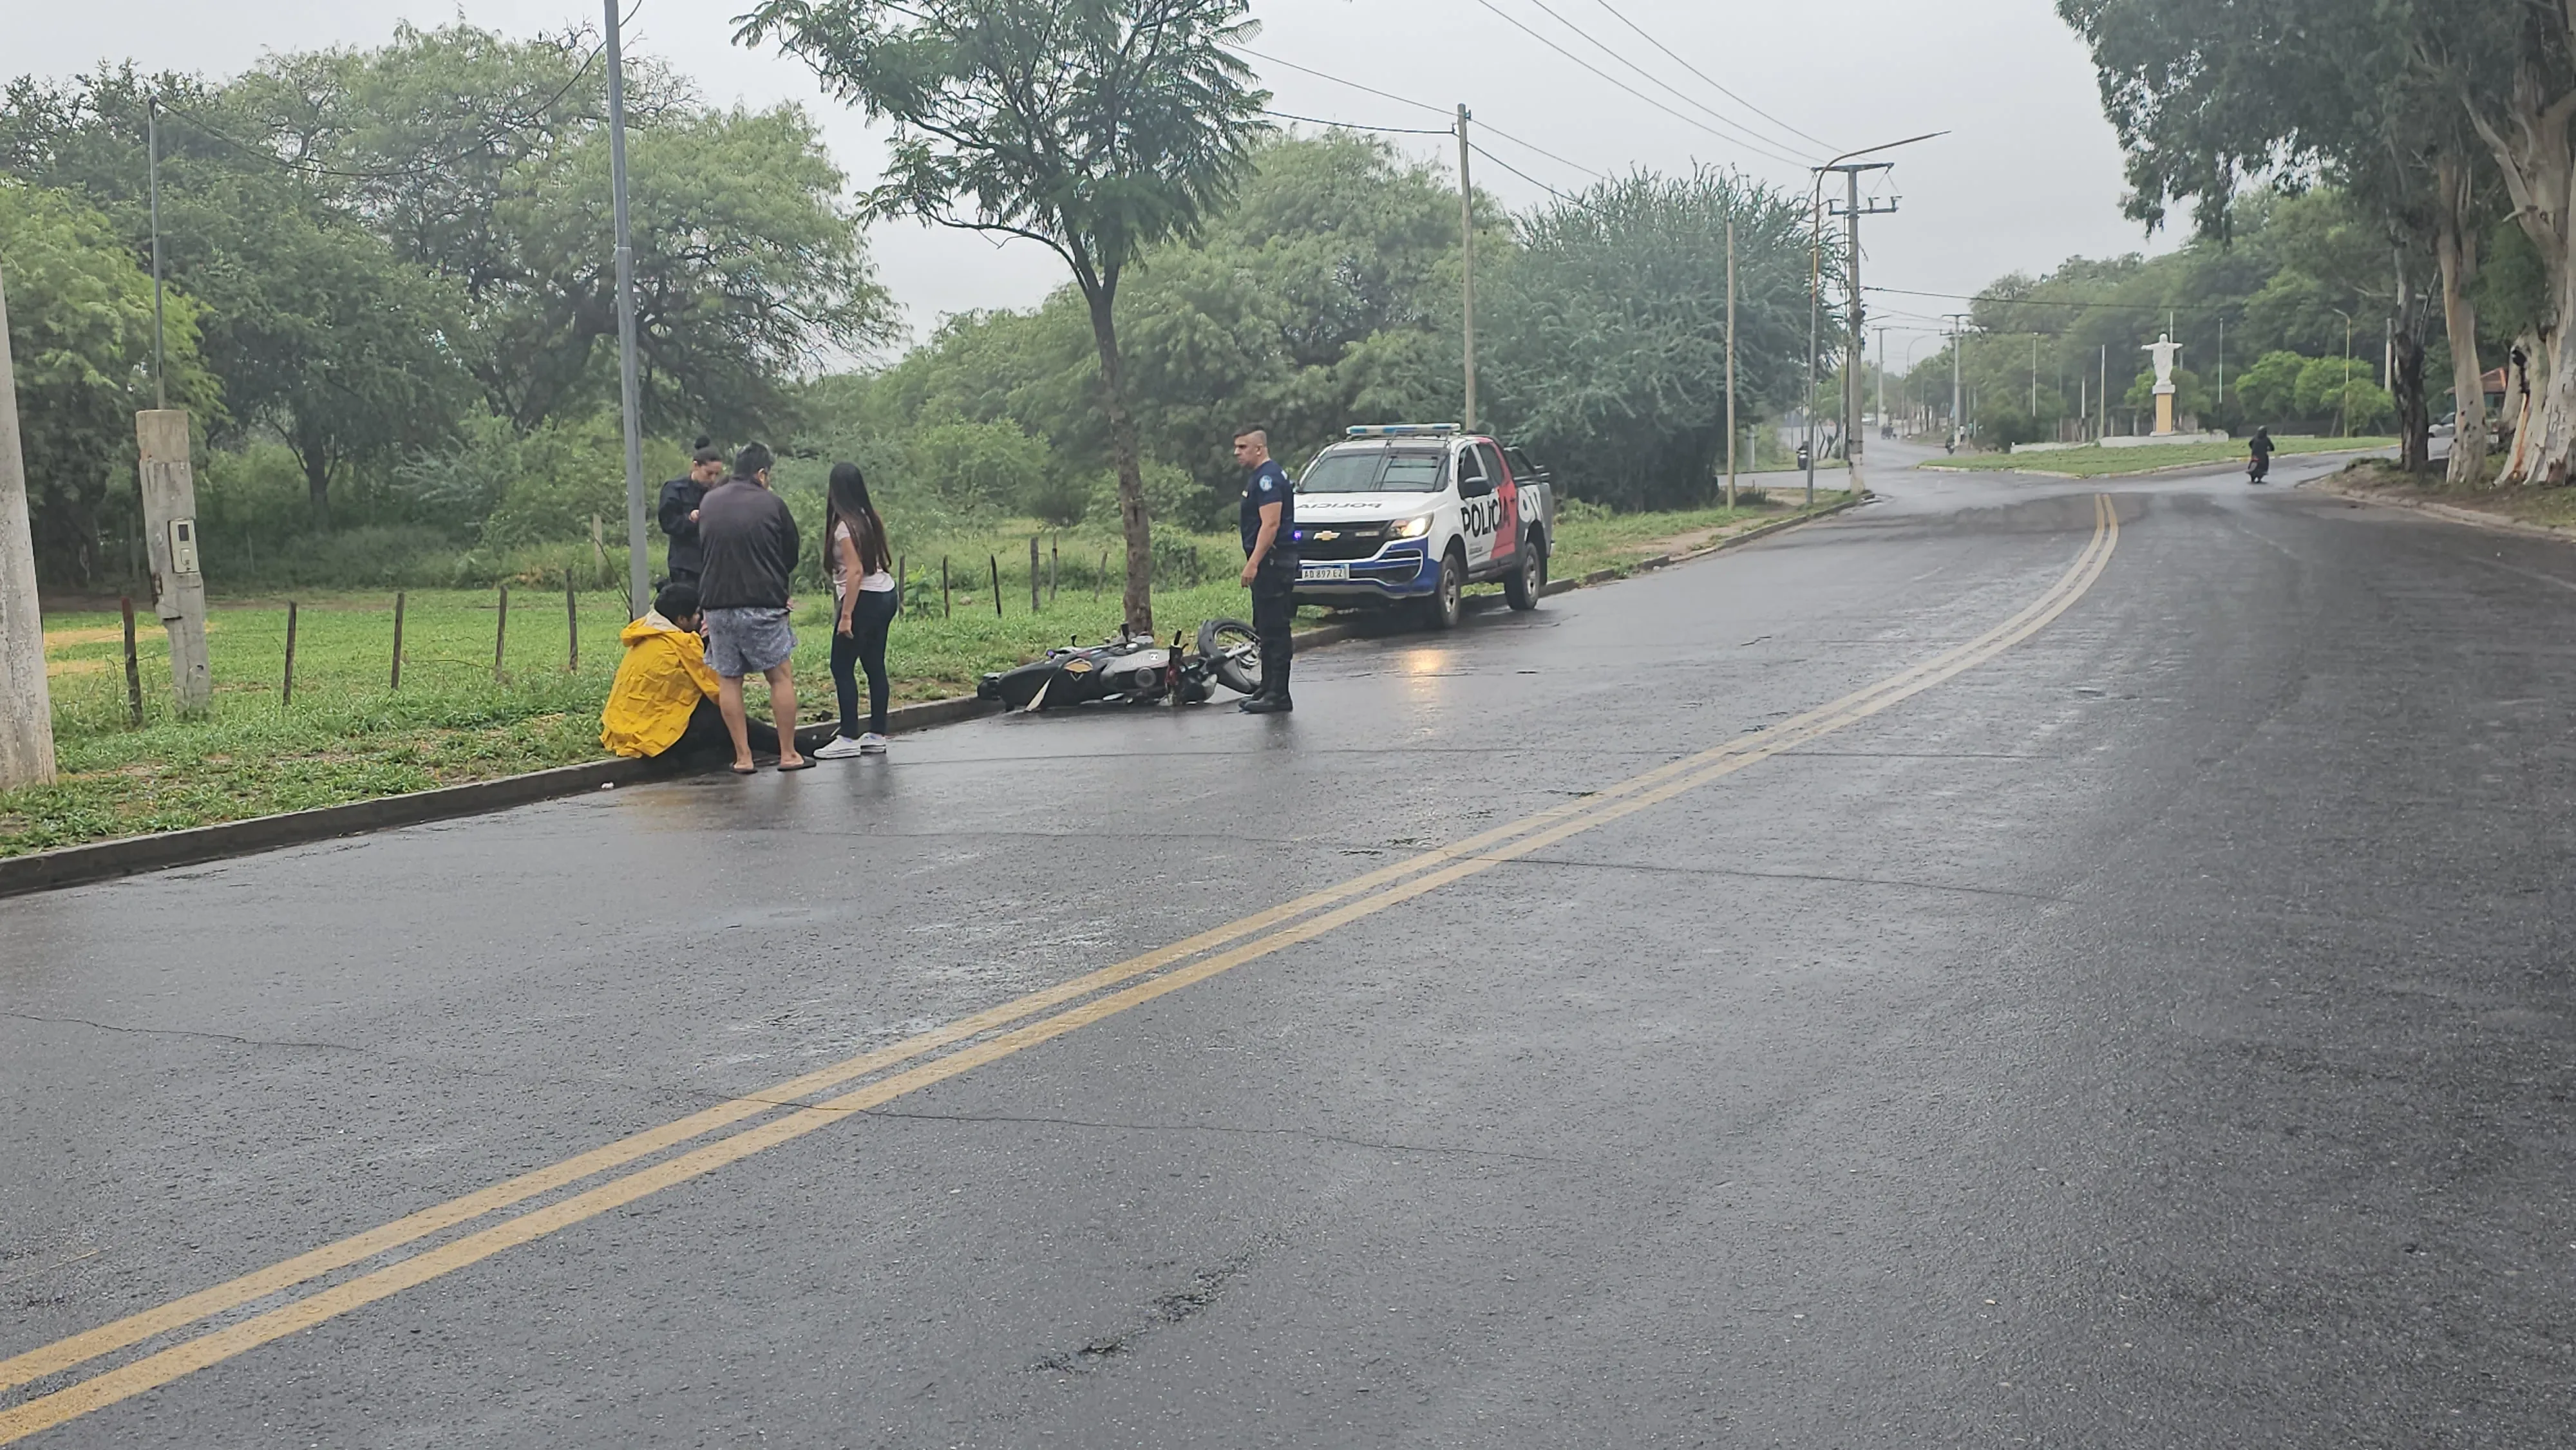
[2333,306,2354,438]
[1457,104,1477,433]
[605,0,649,620]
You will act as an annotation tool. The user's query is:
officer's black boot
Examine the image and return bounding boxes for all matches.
[1240,646,1293,713]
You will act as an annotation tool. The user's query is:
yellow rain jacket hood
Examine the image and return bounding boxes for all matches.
[600,611,719,758]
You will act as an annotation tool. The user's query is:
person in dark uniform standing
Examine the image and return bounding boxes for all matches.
[657,438,727,585]
[1234,427,1296,714]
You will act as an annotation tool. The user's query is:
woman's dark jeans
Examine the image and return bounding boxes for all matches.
[832,587,900,738]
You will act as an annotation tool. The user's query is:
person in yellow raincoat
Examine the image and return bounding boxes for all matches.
[601,581,789,762]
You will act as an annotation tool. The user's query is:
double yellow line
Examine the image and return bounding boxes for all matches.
[0,494,2117,1444]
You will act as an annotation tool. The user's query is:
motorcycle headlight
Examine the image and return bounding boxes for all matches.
[1392,515,1432,538]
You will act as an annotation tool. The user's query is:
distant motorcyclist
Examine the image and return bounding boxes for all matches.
[2248,426,2275,485]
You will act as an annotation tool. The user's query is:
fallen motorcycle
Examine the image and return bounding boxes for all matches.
[976,618,1263,711]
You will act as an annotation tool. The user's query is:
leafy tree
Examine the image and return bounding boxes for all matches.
[2056,0,2484,475]
[1,67,475,525]
[2235,350,2307,422]
[0,184,217,583]
[1479,168,1812,509]
[742,0,1271,634]
[235,25,896,437]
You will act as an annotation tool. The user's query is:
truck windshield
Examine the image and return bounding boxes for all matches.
[1298,446,1448,494]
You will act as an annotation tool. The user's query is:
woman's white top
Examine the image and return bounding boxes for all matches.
[833,520,897,596]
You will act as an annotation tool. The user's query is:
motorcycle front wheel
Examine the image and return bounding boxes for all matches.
[1196,617,1263,696]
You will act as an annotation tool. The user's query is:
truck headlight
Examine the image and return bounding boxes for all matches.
[1392,515,1432,538]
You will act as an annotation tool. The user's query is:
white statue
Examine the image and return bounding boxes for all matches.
[2143,333,2181,390]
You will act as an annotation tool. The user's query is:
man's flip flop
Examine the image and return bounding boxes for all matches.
[730,764,759,776]
[775,757,817,771]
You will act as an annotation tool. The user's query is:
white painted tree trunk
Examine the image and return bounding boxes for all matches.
[2436,153,2488,488]
[2469,50,2576,485]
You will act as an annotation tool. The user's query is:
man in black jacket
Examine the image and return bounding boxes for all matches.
[657,439,728,585]
[696,442,810,772]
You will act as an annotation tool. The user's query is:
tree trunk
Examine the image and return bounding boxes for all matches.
[292,422,333,531]
[1083,280,1153,636]
[2392,249,2430,474]
[2436,151,2488,487]
[2468,60,2576,485]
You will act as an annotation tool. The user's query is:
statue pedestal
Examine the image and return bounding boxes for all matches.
[2152,383,2177,437]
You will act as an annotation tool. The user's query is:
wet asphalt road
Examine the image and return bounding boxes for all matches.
[5,444,2573,1447]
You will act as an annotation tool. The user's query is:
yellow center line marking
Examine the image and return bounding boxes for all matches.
[0,496,2116,1444]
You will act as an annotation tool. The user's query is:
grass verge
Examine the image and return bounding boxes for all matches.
[2311,459,2576,531]
[1921,435,2394,478]
[6,499,1837,858]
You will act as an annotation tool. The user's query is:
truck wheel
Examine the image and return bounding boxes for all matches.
[1420,547,1465,630]
[1504,532,1546,610]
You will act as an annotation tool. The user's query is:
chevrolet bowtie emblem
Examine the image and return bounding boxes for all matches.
[1314,530,1340,541]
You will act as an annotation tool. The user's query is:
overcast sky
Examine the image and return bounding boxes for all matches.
[16,0,2174,367]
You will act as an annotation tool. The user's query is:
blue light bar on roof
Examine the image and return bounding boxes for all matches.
[1346,423,1462,437]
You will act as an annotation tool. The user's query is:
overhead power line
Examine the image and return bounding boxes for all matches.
[1237,47,1615,187]
[1475,120,1611,183]
[1465,0,1814,169]
[1236,46,1455,118]
[1869,285,2228,314]
[1261,108,1453,136]
[1502,0,1824,164]
[1586,0,1839,153]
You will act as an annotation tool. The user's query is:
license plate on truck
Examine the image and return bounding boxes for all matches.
[1301,563,1349,581]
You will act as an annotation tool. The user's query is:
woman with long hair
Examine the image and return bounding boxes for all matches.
[813,462,899,758]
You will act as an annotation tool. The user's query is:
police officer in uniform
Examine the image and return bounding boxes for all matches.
[1233,427,1296,713]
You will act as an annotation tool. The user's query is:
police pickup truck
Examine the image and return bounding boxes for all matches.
[1287,424,1554,628]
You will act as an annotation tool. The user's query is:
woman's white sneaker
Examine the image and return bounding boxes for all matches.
[858,733,890,755]
[813,735,869,760]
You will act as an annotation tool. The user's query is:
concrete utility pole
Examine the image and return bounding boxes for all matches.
[136,410,210,711]
[1456,104,1477,432]
[605,0,649,620]
[1725,220,1738,509]
[1944,313,1971,449]
[2098,344,2108,438]
[147,95,167,411]
[0,268,56,787]
[1804,191,1821,505]
[1823,163,1897,464]
[1874,326,1888,438]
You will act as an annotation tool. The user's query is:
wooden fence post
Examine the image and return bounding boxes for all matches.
[119,596,142,728]
[1096,551,1108,599]
[1049,538,1059,603]
[494,585,509,681]
[390,591,406,691]
[281,601,298,710]
[941,556,951,617]
[989,554,1003,618]
[565,572,578,672]
[897,554,907,616]
[1028,536,1041,614]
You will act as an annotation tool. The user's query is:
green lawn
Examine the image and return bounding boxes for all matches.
[5,498,1837,858]
[1921,435,2394,477]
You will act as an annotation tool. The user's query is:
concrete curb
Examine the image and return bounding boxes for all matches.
[0,694,1000,900]
[1,498,1861,898]
[2299,476,2576,545]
